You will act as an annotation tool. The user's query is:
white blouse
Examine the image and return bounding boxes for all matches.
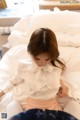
[2,59,62,103]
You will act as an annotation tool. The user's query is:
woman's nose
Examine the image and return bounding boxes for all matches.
[39,60,46,66]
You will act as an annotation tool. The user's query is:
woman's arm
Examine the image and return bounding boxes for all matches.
[57,80,69,97]
[0,63,24,96]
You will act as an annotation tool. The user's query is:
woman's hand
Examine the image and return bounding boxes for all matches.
[57,79,69,98]
[0,90,5,97]
[57,86,69,98]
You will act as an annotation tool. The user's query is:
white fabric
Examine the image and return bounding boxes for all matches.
[56,32,80,47]
[1,44,80,118]
[61,47,80,98]
[64,24,80,35]
[1,10,80,118]
[58,96,80,119]
[8,31,27,48]
[64,99,80,119]
[6,100,23,119]
[1,44,80,99]
[7,10,80,47]
[13,14,33,32]
[2,59,62,104]
[0,26,13,35]
[59,47,80,98]
[0,44,28,89]
[0,92,12,112]
[0,99,23,119]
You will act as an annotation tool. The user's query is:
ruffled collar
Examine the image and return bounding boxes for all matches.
[27,59,56,73]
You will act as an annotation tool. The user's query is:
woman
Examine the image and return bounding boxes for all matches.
[0,28,69,118]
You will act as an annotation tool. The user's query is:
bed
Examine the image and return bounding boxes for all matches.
[0,8,80,119]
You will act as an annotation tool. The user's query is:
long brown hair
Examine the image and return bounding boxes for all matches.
[27,28,65,69]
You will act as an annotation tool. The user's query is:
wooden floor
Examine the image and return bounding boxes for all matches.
[0,34,8,58]
[0,35,8,49]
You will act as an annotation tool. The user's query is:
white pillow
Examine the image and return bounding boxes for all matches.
[65,47,80,71]
[13,14,33,32]
[59,46,75,64]
[25,10,80,38]
[56,32,80,47]
[8,10,80,47]
[59,47,80,72]
[8,30,80,48]
[62,71,80,98]
[65,24,80,35]
[8,31,28,48]
[60,47,80,98]
[0,44,28,89]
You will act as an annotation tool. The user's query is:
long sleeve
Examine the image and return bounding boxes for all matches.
[1,63,24,93]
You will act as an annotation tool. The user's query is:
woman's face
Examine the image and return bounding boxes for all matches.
[31,53,51,66]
